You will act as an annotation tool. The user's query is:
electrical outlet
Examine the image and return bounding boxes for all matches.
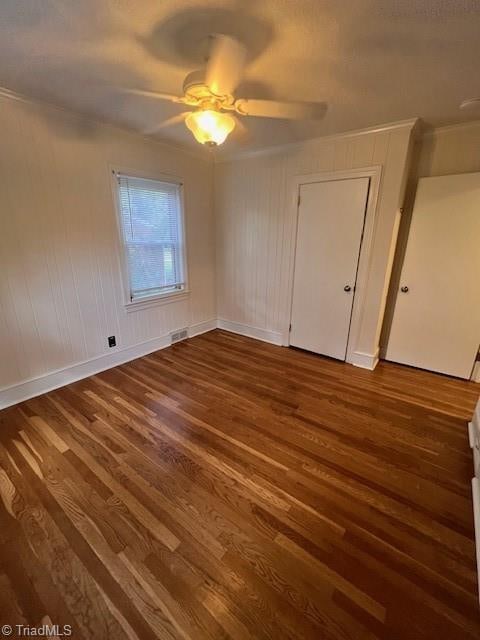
[108,336,116,348]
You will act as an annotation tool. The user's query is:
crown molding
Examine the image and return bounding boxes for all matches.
[0,86,213,163]
[215,118,420,163]
[2,84,437,162]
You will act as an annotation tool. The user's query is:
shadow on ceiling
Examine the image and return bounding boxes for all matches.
[139,5,274,70]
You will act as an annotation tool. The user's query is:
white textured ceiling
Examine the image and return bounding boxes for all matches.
[1,0,480,151]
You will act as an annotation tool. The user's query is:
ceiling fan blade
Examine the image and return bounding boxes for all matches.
[235,99,327,120]
[205,34,247,97]
[144,112,190,135]
[118,88,183,103]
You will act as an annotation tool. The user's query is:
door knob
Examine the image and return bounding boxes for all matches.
[344,285,352,292]
[400,286,409,293]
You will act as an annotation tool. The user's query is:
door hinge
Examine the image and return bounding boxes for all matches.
[289,323,292,332]
[297,193,301,207]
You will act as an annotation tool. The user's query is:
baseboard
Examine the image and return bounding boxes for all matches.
[217,318,283,346]
[188,318,218,338]
[0,321,217,410]
[349,348,380,370]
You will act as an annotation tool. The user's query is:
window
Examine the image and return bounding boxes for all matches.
[115,174,186,303]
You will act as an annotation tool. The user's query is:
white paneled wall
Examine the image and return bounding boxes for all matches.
[0,91,422,406]
[215,122,416,361]
[0,93,215,403]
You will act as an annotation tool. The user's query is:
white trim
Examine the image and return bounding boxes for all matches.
[188,318,218,338]
[217,319,283,346]
[124,290,190,313]
[0,86,420,163]
[109,165,189,310]
[469,422,476,449]
[285,166,383,368]
[215,119,419,163]
[0,335,169,409]
[471,478,480,605]
[350,349,380,371]
[0,86,211,162]
[218,319,378,370]
[471,361,480,383]
[474,444,480,481]
[472,401,480,474]
[471,417,480,478]
[0,322,217,409]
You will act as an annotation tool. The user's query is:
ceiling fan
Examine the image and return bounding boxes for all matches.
[121,34,327,146]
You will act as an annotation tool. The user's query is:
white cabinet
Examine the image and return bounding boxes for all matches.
[470,398,480,479]
[472,478,480,605]
[469,397,480,604]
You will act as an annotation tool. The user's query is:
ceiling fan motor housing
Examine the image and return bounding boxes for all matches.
[183,70,212,100]
[183,69,235,107]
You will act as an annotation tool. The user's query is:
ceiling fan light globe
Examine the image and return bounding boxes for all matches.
[185,110,235,145]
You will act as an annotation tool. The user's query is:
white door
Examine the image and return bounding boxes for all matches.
[386,172,480,379]
[290,177,370,360]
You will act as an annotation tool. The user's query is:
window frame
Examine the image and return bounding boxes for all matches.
[110,166,189,312]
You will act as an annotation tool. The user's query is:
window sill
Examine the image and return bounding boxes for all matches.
[124,290,190,313]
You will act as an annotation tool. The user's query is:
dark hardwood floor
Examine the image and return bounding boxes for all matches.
[0,329,479,639]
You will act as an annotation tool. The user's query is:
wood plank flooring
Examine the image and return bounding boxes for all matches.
[0,329,479,639]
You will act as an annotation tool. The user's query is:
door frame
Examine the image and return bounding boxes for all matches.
[285,166,382,365]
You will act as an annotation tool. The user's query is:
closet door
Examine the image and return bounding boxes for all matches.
[290,177,369,360]
[386,172,480,379]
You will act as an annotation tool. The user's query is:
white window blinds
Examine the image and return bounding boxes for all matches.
[116,175,185,301]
